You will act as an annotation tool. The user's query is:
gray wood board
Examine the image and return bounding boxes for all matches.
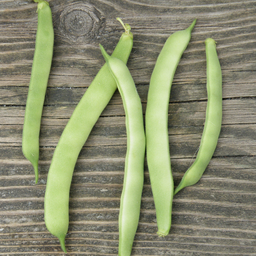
[1,0,256,255]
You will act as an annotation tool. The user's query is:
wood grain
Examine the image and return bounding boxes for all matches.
[1,0,256,255]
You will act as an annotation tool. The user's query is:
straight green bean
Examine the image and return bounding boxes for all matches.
[22,0,54,184]
[100,44,145,256]
[145,20,196,236]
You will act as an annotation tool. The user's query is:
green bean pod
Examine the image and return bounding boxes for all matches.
[44,19,133,253]
[22,0,54,184]
[174,38,222,195]
[100,44,145,256]
[145,19,196,236]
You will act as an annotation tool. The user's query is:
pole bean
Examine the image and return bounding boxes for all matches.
[145,19,196,236]
[100,44,145,256]
[22,0,54,184]
[44,19,133,253]
[174,38,222,195]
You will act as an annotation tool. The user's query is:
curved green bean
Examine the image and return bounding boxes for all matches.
[145,19,196,236]
[44,19,133,253]
[22,0,54,184]
[100,44,145,256]
[174,38,222,195]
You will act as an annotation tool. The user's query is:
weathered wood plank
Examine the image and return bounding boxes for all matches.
[1,0,256,255]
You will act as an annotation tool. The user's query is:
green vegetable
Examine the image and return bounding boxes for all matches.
[100,44,145,256]
[174,38,222,195]
[44,18,133,253]
[145,19,196,236]
[22,0,54,184]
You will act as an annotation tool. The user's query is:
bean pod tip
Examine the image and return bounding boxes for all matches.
[205,38,217,45]
[59,235,67,253]
[187,18,197,32]
[99,44,110,63]
[157,230,169,237]
[34,168,38,184]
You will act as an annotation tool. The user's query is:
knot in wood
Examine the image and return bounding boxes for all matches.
[59,3,105,43]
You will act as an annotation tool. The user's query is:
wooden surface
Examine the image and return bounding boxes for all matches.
[1,0,256,255]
